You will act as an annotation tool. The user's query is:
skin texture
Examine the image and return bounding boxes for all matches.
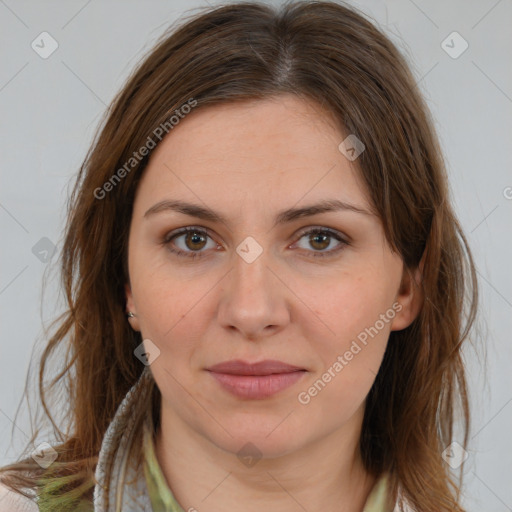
[125,94,422,512]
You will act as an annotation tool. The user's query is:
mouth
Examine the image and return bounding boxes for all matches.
[206,359,307,400]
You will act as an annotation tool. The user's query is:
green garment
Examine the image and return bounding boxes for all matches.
[142,416,186,511]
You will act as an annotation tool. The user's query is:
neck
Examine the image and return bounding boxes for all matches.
[154,402,377,512]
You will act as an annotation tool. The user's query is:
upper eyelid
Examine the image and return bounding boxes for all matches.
[295,225,346,239]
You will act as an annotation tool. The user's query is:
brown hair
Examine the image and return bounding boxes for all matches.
[1,1,479,510]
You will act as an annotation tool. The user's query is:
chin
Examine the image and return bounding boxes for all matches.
[200,416,310,460]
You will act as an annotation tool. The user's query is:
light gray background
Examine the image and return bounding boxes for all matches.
[1,0,511,510]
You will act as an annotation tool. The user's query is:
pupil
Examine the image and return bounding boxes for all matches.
[188,232,205,249]
[311,233,329,250]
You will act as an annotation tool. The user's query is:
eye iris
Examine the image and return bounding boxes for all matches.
[186,231,207,250]
[310,232,330,250]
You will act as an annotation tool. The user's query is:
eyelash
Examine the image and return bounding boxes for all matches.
[161,226,349,260]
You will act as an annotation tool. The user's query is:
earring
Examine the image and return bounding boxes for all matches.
[127,311,136,318]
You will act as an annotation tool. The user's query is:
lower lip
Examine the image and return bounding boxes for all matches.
[208,371,306,400]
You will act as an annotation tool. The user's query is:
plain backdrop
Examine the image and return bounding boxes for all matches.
[1,1,511,510]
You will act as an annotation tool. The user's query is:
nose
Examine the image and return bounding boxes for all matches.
[217,247,291,341]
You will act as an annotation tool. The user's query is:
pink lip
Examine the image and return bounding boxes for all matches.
[206,359,306,400]
[207,359,305,375]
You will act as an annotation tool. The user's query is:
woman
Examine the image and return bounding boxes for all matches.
[0,1,478,511]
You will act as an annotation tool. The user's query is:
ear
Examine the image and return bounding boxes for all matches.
[125,283,141,332]
[390,256,425,332]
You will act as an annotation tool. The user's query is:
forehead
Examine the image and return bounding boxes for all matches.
[135,95,371,212]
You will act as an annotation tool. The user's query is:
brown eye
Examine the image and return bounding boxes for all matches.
[163,227,218,259]
[293,227,348,258]
[309,232,330,251]
[184,231,208,250]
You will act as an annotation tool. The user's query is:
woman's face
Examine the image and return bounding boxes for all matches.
[126,94,420,458]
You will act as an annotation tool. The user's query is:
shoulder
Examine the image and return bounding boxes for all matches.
[0,482,38,512]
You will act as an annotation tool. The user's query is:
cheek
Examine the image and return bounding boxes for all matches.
[309,270,395,341]
[298,298,391,419]
[131,264,213,361]
[305,272,395,389]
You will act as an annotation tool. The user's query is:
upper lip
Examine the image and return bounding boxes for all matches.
[206,359,305,376]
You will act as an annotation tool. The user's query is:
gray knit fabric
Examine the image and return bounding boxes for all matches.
[93,367,154,511]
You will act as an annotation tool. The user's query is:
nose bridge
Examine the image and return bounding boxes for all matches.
[217,242,288,338]
[233,245,269,297]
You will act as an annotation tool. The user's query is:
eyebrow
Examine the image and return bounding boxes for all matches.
[144,198,373,228]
